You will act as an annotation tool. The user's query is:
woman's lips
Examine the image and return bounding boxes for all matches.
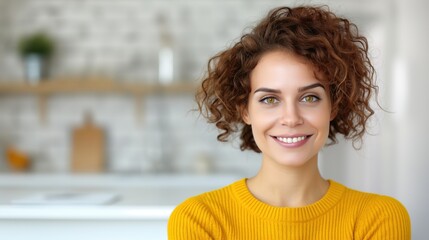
[272,135,312,148]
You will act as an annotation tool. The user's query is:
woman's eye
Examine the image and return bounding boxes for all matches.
[260,97,279,104]
[301,95,320,103]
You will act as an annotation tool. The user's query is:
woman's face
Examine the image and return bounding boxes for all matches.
[243,51,333,168]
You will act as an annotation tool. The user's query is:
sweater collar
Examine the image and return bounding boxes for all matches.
[231,178,345,222]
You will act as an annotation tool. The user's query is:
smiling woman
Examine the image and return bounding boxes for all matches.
[168,5,411,240]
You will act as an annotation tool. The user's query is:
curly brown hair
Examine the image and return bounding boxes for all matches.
[196,6,377,153]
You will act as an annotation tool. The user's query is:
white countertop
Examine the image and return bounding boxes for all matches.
[0,205,173,220]
[0,173,243,220]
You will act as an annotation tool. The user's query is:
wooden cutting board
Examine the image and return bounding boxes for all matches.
[71,115,105,172]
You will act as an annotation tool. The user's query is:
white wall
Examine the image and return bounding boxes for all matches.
[393,0,429,238]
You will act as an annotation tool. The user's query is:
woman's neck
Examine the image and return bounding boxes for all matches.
[246,155,329,207]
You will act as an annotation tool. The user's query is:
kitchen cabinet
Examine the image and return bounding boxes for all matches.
[0,77,196,124]
[1,220,169,240]
[0,173,241,240]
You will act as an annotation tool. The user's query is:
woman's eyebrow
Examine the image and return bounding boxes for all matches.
[298,83,325,92]
[253,88,281,94]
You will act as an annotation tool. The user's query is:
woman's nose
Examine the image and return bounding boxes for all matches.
[279,104,304,127]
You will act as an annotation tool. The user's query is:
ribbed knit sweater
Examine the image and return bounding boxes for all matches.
[168,179,410,239]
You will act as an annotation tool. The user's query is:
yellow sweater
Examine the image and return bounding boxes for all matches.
[168,179,410,239]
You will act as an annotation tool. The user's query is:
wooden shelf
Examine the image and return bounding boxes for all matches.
[0,78,197,95]
[0,78,198,124]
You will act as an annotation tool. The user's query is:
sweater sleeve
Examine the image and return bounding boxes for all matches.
[354,195,411,240]
[167,197,221,240]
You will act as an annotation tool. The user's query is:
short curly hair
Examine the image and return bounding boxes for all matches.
[196,6,377,152]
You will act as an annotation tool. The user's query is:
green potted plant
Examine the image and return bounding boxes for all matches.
[18,32,55,83]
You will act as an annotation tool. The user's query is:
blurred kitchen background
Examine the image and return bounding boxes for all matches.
[0,0,427,239]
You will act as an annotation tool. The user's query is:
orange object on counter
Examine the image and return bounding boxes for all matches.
[6,147,30,171]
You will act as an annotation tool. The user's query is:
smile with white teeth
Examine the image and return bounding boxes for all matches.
[276,136,307,144]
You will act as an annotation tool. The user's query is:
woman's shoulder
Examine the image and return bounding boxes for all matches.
[339,182,408,212]
[354,191,409,222]
[335,181,408,215]
[336,182,411,239]
[168,179,242,239]
[356,194,410,239]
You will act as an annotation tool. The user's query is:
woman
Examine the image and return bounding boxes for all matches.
[168,6,410,239]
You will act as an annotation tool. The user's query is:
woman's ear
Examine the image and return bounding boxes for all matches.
[241,108,251,125]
